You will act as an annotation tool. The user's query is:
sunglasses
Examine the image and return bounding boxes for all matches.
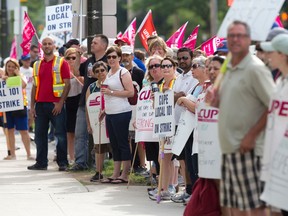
[192,64,201,69]
[107,55,118,59]
[66,56,76,60]
[177,56,189,61]
[161,64,173,69]
[95,68,106,74]
[148,64,161,70]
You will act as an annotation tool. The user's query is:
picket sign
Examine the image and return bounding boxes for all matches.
[86,92,109,144]
[172,94,197,156]
[217,0,285,41]
[135,86,158,142]
[197,102,221,179]
[261,125,288,211]
[153,90,175,138]
[0,78,24,112]
[260,81,288,211]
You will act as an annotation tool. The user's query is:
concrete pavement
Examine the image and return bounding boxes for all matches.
[0,129,184,216]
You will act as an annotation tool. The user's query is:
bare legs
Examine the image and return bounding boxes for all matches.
[67,132,75,162]
[5,128,31,159]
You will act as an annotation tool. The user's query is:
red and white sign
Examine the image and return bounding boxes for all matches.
[86,92,109,144]
[135,86,158,142]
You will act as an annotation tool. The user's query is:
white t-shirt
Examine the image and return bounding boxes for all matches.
[103,67,132,114]
[20,66,33,107]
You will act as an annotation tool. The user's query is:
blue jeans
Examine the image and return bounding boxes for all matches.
[34,102,68,167]
[105,111,132,161]
[74,106,88,168]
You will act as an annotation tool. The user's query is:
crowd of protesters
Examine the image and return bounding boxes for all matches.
[0,19,287,216]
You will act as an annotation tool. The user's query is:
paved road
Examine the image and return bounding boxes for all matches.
[0,129,184,216]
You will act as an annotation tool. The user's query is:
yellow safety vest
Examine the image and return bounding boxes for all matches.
[33,56,65,100]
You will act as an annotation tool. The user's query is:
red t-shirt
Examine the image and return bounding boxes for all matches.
[36,57,70,102]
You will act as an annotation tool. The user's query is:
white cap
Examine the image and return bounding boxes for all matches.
[261,34,288,55]
[121,45,133,54]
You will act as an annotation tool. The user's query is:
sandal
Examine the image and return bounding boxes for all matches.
[101,177,115,183]
[111,178,128,184]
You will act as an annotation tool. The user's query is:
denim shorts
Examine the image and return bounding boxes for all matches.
[6,111,28,130]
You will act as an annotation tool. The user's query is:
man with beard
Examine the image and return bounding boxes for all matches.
[171,47,199,203]
[120,45,145,173]
[28,36,71,171]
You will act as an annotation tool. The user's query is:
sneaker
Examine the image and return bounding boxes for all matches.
[134,166,147,174]
[149,191,172,201]
[59,165,68,171]
[148,187,158,196]
[171,192,190,203]
[90,172,104,182]
[68,163,87,172]
[27,163,47,170]
[183,195,191,206]
[168,185,176,195]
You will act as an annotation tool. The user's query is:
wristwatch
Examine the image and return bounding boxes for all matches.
[110,90,114,95]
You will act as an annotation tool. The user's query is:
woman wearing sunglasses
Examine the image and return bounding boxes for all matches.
[86,61,111,182]
[100,46,134,184]
[149,56,177,201]
[64,48,83,163]
[1,58,33,160]
[176,55,210,197]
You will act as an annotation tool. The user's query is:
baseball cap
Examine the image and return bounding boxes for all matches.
[260,34,288,55]
[21,54,31,61]
[121,45,133,54]
[114,37,131,46]
[214,40,228,54]
[266,27,288,41]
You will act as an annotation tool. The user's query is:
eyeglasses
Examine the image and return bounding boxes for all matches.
[95,68,106,74]
[227,33,248,39]
[107,55,118,59]
[148,64,161,70]
[161,64,173,69]
[192,64,201,69]
[177,56,189,61]
[66,56,76,60]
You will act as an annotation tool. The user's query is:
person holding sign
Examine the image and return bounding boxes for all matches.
[1,58,33,160]
[28,36,71,171]
[86,61,111,182]
[100,46,134,184]
[215,21,275,216]
[260,34,288,216]
[149,56,177,201]
[176,55,209,196]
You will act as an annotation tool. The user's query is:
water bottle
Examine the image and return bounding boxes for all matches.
[151,82,159,92]
[87,62,93,78]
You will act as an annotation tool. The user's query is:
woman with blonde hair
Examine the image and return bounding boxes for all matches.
[64,48,83,163]
[1,58,33,160]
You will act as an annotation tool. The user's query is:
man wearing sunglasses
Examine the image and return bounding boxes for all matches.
[170,47,199,203]
[69,34,109,172]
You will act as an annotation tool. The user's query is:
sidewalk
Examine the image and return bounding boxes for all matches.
[0,129,184,216]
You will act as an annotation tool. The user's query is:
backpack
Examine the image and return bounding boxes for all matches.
[119,69,139,105]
